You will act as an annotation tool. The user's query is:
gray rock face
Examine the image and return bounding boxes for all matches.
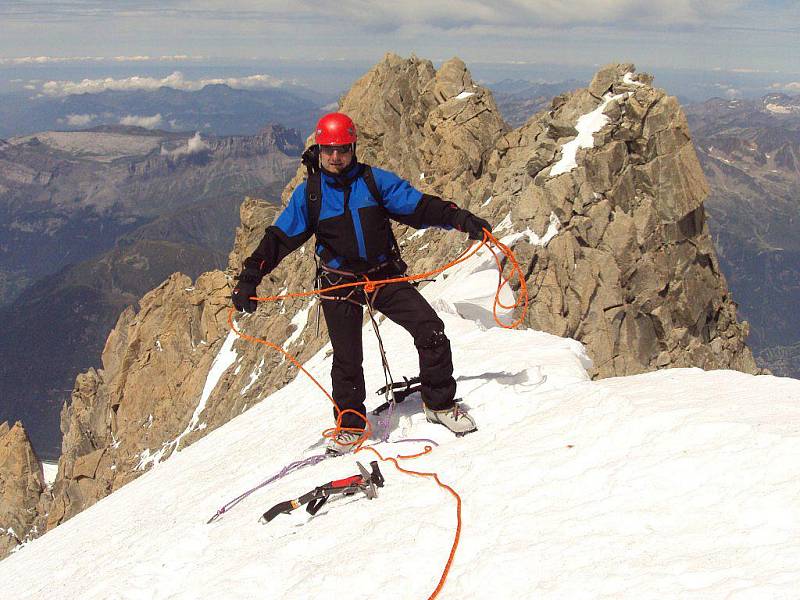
[0,422,46,560]
[14,56,757,551]
[46,269,235,528]
[484,64,756,377]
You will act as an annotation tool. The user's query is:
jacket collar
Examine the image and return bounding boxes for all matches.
[321,161,362,187]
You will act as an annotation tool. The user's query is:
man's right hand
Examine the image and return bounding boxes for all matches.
[231,276,259,313]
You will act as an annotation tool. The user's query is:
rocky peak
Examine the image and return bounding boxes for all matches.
[279,52,506,208]
[483,63,756,376]
[0,421,46,560]
[25,56,757,548]
[257,123,304,155]
[45,270,234,528]
[208,127,303,160]
[343,53,506,200]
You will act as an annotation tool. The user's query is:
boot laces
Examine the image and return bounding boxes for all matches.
[336,430,361,444]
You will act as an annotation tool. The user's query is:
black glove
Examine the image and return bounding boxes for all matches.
[453,210,492,240]
[231,270,260,313]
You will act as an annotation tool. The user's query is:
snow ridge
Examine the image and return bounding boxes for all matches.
[2,233,800,599]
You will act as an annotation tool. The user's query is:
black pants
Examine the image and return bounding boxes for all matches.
[321,272,457,430]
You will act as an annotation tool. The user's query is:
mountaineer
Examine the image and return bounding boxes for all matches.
[232,112,491,454]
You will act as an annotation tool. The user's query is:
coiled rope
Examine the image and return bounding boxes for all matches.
[227,229,527,599]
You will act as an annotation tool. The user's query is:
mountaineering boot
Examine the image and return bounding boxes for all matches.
[325,430,364,456]
[423,403,477,437]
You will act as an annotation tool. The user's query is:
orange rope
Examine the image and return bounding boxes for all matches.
[229,229,527,598]
[358,445,462,600]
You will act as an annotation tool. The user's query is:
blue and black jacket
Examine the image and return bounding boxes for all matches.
[241,161,463,279]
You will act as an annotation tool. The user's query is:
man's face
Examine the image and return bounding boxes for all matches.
[319,144,354,174]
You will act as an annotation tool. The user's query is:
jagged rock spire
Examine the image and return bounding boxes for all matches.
[0,422,46,560]
[483,63,756,376]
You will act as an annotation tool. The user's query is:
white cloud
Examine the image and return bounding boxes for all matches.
[712,82,742,99]
[198,74,288,89]
[2,1,786,74]
[161,132,211,157]
[0,1,751,53]
[120,114,163,129]
[0,56,101,65]
[186,132,209,153]
[112,54,202,61]
[66,114,96,126]
[772,82,800,92]
[39,71,286,96]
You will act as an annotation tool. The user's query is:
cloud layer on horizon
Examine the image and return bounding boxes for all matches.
[39,71,287,96]
[771,82,800,91]
[0,55,201,65]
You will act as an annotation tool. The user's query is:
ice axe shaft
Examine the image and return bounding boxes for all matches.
[260,461,385,524]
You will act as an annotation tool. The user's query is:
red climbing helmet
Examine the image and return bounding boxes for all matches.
[315,112,357,145]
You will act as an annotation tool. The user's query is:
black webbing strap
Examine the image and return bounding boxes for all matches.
[361,165,404,264]
[301,144,322,233]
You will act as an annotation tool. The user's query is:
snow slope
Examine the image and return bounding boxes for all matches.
[2,245,800,599]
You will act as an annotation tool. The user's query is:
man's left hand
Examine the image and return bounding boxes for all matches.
[455,211,492,240]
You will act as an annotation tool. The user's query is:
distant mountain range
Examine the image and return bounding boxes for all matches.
[488,79,584,127]
[685,93,800,377]
[0,83,333,138]
[0,124,302,457]
[0,124,302,303]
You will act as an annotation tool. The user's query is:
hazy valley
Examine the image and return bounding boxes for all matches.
[0,123,302,456]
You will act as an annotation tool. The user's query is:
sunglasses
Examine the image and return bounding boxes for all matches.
[320,144,353,155]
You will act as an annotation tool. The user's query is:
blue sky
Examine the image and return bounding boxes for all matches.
[1,0,798,73]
